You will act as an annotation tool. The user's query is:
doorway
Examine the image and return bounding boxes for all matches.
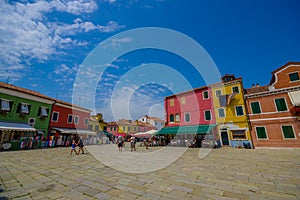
[220,129,229,146]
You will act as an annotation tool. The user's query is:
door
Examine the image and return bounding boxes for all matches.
[221,129,229,146]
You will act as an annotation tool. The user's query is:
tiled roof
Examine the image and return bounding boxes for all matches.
[0,82,55,101]
[245,85,269,94]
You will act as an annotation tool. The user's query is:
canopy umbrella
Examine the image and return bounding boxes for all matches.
[134,129,158,137]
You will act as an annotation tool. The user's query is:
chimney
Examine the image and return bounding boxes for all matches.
[256,83,259,88]
[252,84,255,88]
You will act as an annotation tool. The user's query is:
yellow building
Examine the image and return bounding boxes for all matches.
[211,74,252,148]
[117,119,138,136]
[88,113,107,133]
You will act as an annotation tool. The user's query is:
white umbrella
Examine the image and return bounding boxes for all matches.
[134,129,157,136]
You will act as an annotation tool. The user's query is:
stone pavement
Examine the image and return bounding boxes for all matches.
[0,144,300,200]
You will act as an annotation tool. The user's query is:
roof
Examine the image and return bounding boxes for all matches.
[270,61,300,85]
[52,127,96,135]
[245,85,269,94]
[157,124,215,135]
[165,85,209,99]
[0,121,36,131]
[0,82,55,101]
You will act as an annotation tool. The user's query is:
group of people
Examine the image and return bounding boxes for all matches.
[70,137,85,155]
[116,136,138,152]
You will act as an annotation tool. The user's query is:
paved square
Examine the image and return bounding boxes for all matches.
[0,144,300,199]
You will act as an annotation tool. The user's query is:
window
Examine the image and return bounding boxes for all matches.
[52,112,59,122]
[84,118,89,125]
[170,98,174,107]
[95,125,99,131]
[184,113,191,123]
[289,72,299,82]
[39,107,48,117]
[203,91,209,99]
[235,106,244,116]
[128,127,131,131]
[1,99,11,111]
[17,103,31,115]
[282,126,295,139]
[67,115,73,124]
[204,110,212,121]
[113,127,116,131]
[110,127,113,131]
[88,125,93,130]
[232,86,239,93]
[134,127,137,131]
[180,97,186,104]
[250,102,261,114]
[232,130,246,139]
[175,113,180,122]
[256,127,268,139]
[170,114,174,122]
[74,116,79,124]
[218,108,225,118]
[215,90,222,97]
[275,98,288,112]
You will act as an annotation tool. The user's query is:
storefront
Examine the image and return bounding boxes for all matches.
[51,128,98,146]
[0,121,37,151]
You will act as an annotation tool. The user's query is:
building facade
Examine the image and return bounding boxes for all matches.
[245,62,300,148]
[211,75,252,148]
[0,82,54,150]
[138,115,165,130]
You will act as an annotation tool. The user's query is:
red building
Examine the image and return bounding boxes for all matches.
[245,62,300,148]
[158,86,217,147]
[49,100,94,146]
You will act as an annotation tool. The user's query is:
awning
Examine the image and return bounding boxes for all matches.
[0,121,36,131]
[52,128,96,136]
[135,129,158,136]
[157,125,215,135]
[289,91,300,106]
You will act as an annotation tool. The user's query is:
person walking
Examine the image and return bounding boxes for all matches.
[117,136,123,151]
[130,136,136,151]
[76,137,85,154]
[70,139,77,155]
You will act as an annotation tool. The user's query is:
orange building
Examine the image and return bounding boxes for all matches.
[245,62,300,148]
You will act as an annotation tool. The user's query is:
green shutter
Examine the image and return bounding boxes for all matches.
[205,110,211,120]
[282,126,295,138]
[251,102,261,114]
[275,98,287,111]
[256,127,267,139]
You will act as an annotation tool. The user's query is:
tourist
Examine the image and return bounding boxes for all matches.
[117,136,123,151]
[70,139,77,155]
[130,136,136,151]
[76,137,85,154]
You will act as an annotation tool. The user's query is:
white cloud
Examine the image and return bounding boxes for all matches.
[0,0,124,81]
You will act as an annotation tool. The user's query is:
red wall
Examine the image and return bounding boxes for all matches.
[49,104,90,129]
[165,87,216,126]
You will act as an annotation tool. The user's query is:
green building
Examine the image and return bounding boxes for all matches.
[0,82,55,150]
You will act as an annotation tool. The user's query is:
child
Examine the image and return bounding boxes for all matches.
[70,139,77,155]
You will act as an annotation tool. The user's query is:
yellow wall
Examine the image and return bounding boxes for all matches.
[211,80,252,145]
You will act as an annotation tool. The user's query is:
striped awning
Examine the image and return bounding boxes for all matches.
[0,121,36,131]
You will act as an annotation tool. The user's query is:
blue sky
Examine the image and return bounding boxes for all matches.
[1,0,300,121]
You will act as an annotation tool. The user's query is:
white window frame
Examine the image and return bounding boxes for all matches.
[281,125,296,139]
[235,105,244,116]
[217,108,225,118]
[274,97,288,112]
[184,112,191,123]
[255,126,268,140]
[51,112,59,122]
[215,90,222,98]
[202,90,209,99]
[20,103,29,114]
[84,117,89,126]
[288,71,300,82]
[250,101,262,114]
[175,113,180,122]
[67,114,73,124]
[1,99,11,111]
[232,86,240,94]
[40,107,48,117]
[204,110,212,121]
[74,115,79,124]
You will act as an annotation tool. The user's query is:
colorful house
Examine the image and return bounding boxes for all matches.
[107,121,119,137]
[49,100,95,146]
[158,86,217,147]
[211,75,252,148]
[138,115,165,130]
[245,62,300,148]
[0,82,54,150]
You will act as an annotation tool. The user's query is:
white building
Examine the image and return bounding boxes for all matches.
[138,115,165,131]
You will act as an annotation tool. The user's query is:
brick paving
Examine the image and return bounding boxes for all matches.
[0,144,300,200]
